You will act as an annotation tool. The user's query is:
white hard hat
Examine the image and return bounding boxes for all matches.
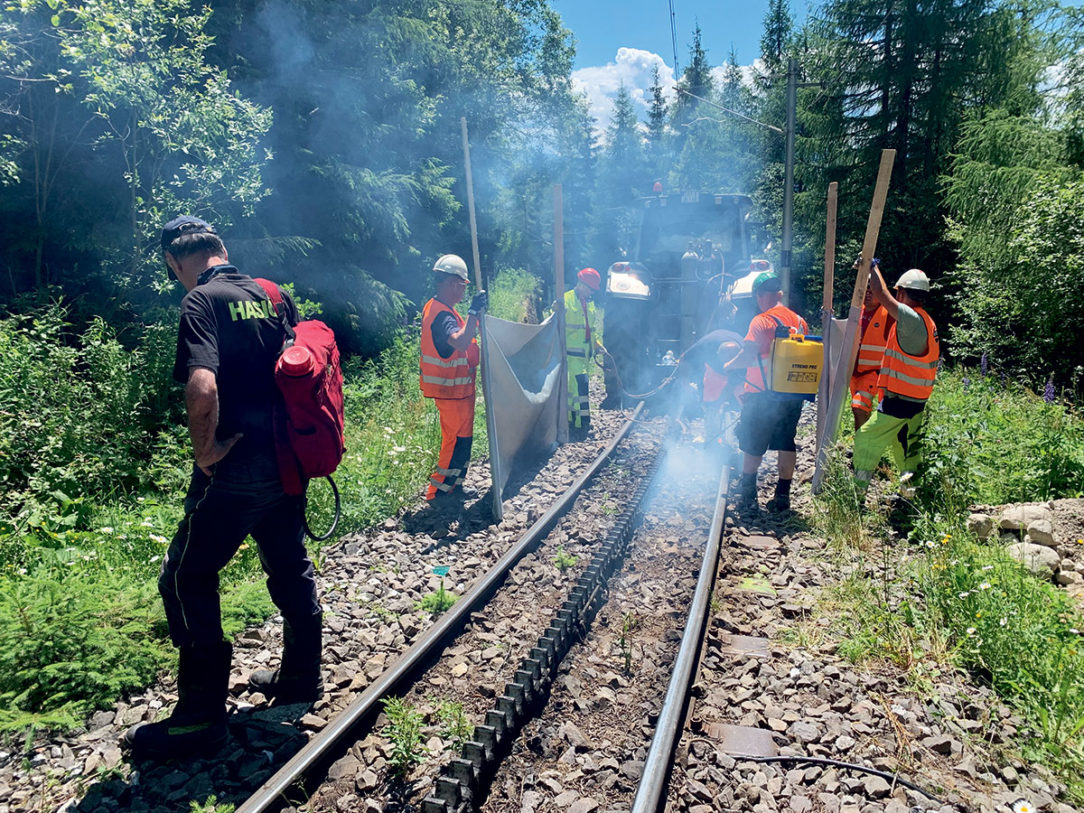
[894,268,930,291]
[433,254,469,281]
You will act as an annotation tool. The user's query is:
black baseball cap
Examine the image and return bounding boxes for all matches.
[161,216,216,253]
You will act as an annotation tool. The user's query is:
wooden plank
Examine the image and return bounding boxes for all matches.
[815,181,838,454]
[812,150,895,494]
[461,117,502,522]
[554,184,568,446]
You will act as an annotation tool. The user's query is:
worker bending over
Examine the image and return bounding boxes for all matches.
[724,273,809,513]
[420,255,486,503]
[850,260,895,430]
[564,267,603,440]
[852,265,939,501]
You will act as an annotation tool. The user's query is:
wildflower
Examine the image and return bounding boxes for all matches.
[99,526,114,534]
[393,445,406,453]
[981,352,988,376]
[999,618,1008,627]
[1044,378,1055,403]
[1012,799,1035,813]
[979,582,991,590]
[1071,628,1081,636]
[958,591,970,599]
[962,376,970,389]
[149,534,168,545]
[383,426,394,435]
[150,555,161,564]
[141,519,154,527]
[966,627,976,635]
[981,565,993,571]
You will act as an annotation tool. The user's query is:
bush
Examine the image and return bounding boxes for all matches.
[0,569,171,731]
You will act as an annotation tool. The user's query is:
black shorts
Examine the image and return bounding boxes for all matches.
[737,393,804,456]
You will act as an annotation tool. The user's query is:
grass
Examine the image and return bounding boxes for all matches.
[810,368,1084,802]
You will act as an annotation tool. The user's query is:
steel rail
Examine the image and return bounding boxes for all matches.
[629,458,731,813]
[236,403,646,813]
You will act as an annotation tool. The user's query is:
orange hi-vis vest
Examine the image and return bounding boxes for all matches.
[878,306,939,401]
[855,305,894,373]
[420,299,478,400]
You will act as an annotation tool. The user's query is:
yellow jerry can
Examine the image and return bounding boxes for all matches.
[769,334,823,396]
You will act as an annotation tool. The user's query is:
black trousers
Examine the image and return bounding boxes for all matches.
[159,465,320,649]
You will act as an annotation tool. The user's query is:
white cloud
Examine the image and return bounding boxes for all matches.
[571,48,676,135]
[572,48,763,139]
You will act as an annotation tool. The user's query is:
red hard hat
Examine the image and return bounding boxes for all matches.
[577,267,601,290]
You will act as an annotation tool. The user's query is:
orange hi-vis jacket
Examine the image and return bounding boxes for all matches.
[420,299,478,400]
[855,305,893,373]
[878,306,939,401]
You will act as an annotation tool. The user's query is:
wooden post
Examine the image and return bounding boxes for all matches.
[554,184,568,445]
[812,150,896,494]
[815,182,838,456]
[461,117,501,520]
[460,117,483,288]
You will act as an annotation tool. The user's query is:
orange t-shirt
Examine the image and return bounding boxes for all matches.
[742,304,809,395]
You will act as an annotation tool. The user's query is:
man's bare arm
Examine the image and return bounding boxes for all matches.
[186,367,241,474]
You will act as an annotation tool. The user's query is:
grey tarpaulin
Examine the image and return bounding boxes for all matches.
[482,312,564,522]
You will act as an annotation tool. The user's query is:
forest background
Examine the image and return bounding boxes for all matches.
[4,0,1084,796]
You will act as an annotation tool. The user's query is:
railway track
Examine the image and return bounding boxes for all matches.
[224,424,733,813]
[43,410,1033,813]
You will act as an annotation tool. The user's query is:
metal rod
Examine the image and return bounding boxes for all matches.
[630,460,731,813]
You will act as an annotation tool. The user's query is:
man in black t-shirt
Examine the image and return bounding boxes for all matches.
[123,217,323,760]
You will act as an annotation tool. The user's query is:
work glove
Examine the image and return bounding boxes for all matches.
[468,290,488,316]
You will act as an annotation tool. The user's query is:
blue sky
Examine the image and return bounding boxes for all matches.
[551,0,812,132]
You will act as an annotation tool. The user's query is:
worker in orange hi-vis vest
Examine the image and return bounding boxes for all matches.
[420,254,487,503]
[850,259,895,430]
[853,265,940,503]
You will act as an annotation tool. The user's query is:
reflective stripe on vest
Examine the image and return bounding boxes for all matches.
[420,299,477,399]
[877,306,939,401]
[855,306,892,372]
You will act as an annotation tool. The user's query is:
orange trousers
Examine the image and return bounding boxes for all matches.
[426,396,475,500]
[850,370,880,413]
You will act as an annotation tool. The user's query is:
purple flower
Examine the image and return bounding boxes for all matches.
[981,352,988,377]
[963,376,971,390]
[1044,378,1055,403]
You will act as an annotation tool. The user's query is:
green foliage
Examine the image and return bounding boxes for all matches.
[0,304,179,555]
[813,367,1084,800]
[433,699,472,750]
[381,696,426,777]
[189,796,234,813]
[415,580,457,616]
[922,370,1084,506]
[0,569,170,731]
[487,268,542,323]
[551,546,578,572]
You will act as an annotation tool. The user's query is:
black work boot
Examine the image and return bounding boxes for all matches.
[123,640,231,760]
[734,473,759,514]
[767,478,792,512]
[250,612,323,706]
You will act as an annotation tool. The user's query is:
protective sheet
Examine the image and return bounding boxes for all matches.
[482,313,564,521]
